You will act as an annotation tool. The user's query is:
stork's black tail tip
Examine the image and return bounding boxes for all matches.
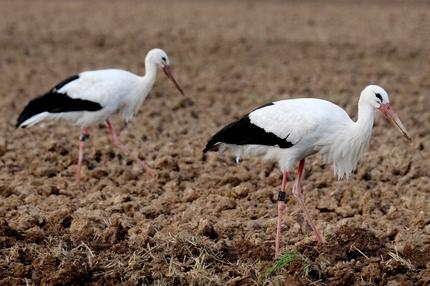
[16,114,27,128]
[203,142,213,153]
[203,141,220,153]
[16,119,22,128]
[202,143,219,161]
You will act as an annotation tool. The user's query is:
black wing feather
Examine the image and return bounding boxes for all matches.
[16,75,102,127]
[203,103,293,152]
[53,74,80,91]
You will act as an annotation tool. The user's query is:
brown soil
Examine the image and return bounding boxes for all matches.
[0,1,429,285]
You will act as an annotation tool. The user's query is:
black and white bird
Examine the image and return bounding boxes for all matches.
[204,85,411,256]
[16,48,184,181]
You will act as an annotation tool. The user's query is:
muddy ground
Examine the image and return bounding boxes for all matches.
[0,1,429,285]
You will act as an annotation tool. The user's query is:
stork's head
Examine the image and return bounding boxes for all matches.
[361,85,411,141]
[146,48,184,96]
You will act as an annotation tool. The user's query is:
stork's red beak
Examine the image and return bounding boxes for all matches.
[378,103,411,141]
[162,65,184,96]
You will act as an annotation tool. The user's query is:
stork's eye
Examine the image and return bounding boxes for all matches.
[162,56,167,62]
[375,93,383,102]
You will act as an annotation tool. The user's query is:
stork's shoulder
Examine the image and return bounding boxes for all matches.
[274,98,346,112]
[272,98,351,121]
[248,98,343,124]
[248,98,351,144]
[54,69,140,102]
[76,69,140,85]
[56,69,138,90]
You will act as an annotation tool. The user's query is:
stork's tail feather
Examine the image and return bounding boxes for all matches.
[16,95,51,128]
[203,140,220,153]
[17,112,50,128]
[203,119,243,153]
[16,92,102,128]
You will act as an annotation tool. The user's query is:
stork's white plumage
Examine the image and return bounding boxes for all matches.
[17,48,184,181]
[204,85,411,256]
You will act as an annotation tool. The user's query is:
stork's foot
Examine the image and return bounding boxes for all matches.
[75,162,82,183]
[292,159,325,243]
[75,170,82,183]
[106,120,156,177]
[309,222,325,243]
[138,160,156,176]
[293,184,325,243]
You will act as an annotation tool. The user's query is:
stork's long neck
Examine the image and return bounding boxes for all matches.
[122,60,158,121]
[140,59,158,92]
[345,101,376,162]
[330,101,376,179]
[354,100,376,142]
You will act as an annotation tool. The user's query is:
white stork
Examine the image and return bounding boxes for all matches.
[204,85,411,256]
[16,48,184,182]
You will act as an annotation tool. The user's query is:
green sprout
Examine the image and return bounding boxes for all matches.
[266,251,303,277]
[246,91,258,102]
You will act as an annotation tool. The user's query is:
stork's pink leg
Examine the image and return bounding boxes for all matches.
[292,159,324,243]
[75,128,90,182]
[106,120,154,175]
[275,171,289,257]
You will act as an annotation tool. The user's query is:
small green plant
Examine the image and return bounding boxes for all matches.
[266,251,303,277]
[245,91,258,102]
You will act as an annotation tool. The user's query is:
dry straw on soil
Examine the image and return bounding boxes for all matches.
[0,1,429,285]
